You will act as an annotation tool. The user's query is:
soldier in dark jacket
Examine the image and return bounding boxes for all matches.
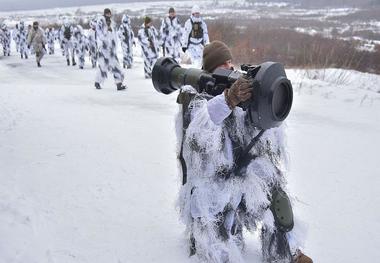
[27,21,46,67]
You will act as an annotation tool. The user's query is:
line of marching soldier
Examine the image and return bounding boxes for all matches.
[1,5,209,90]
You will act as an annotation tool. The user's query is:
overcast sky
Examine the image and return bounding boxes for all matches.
[0,0,168,11]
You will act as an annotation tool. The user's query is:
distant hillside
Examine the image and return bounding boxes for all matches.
[247,0,380,8]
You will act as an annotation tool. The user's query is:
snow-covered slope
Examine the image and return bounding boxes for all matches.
[1,45,380,262]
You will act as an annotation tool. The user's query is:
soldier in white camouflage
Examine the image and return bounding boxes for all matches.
[87,19,98,68]
[160,7,182,63]
[60,19,76,66]
[138,16,160,79]
[46,27,55,55]
[13,24,20,52]
[57,27,65,56]
[0,23,11,56]
[18,21,29,59]
[182,5,209,67]
[118,14,135,69]
[94,8,126,90]
[73,25,87,69]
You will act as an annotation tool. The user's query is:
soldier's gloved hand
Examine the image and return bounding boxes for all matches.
[224,77,252,109]
[182,47,187,53]
[27,45,30,49]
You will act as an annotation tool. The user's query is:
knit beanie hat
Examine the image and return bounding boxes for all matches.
[202,40,233,73]
[144,16,152,25]
[104,8,111,15]
[169,7,175,13]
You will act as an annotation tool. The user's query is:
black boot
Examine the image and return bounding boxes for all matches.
[189,234,196,256]
[72,59,76,66]
[261,228,293,263]
[21,54,23,59]
[116,83,126,90]
[37,62,41,67]
[95,82,101,89]
[67,59,70,66]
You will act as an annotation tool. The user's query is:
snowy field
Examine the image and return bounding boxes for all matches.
[1,44,380,262]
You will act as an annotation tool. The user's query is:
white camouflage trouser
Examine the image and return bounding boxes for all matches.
[15,40,20,52]
[76,43,85,69]
[187,43,204,68]
[60,39,65,56]
[62,38,75,62]
[164,40,181,63]
[19,39,28,58]
[2,38,10,56]
[95,52,124,85]
[48,39,54,54]
[121,42,133,68]
[141,46,158,78]
[88,43,97,68]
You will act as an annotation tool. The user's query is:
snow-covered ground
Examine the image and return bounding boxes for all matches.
[1,43,380,263]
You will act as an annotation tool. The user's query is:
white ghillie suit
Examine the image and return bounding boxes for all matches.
[60,22,76,65]
[87,20,98,68]
[73,25,87,69]
[46,28,55,54]
[18,22,29,59]
[160,15,182,62]
[95,16,124,87]
[0,24,11,56]
[137,24,160,78]
[118,14,135,69]
[176,87,304,263]
[182,14,209,67]
[13,26,20,52]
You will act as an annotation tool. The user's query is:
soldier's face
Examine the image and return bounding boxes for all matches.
[216,60,234,71]
[193,12,200,18]
[169,12,176,18]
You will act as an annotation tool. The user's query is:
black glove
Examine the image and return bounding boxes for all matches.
[27,45,30,49]
[182,47,187,53]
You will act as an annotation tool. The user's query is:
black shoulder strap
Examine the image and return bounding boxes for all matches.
[177,91,196,185]
[232,129,265,176]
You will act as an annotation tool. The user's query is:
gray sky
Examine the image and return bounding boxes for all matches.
[0,0,374,11]
[0,0,168,11]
